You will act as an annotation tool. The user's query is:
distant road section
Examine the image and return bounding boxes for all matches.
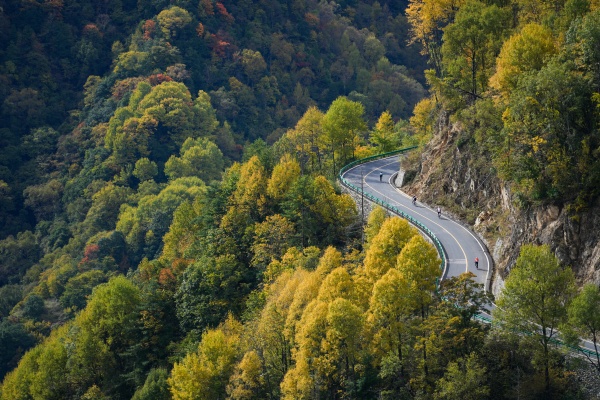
[340,154,492,291]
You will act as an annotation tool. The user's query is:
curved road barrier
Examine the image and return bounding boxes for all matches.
[339,150,599,360]
[339,148,492,290]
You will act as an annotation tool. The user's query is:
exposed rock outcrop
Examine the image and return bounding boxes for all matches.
[403,110,600,294]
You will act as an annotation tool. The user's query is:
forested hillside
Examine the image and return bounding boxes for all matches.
[1,0,600,398]
[0,0,427,395]
[402,0,600,283]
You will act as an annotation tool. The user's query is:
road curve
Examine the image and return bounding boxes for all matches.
[341,154,492,291]
[341,153,600,358]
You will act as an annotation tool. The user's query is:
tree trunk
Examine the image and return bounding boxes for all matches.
[543,334,550,394]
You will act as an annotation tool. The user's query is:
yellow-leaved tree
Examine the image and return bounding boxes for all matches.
[266,155,301,201]
[281,106,325,173]
[226,350,265,400]
[367,268,413,383]
[406,0,466,74]
[168,316,242,400]
[284,247,342,343]
[396,235,441,317]
[370,111,398,152]
[220,156,268,235]
[281,300,329,399]
[360,217,417,285]
[364,206,388,250]
[489,23,557,96]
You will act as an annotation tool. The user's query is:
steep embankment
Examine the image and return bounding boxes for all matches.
[403,110,600,294]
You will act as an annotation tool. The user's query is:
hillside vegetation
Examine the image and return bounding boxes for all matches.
[407,0,600,209]
[1,0,600,398]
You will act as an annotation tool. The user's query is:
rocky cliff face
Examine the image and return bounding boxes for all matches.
[403,110,600,295]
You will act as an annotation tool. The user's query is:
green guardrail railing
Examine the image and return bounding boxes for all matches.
[340,150,599,360]
[474,314,599,358]
[338,147,447,281]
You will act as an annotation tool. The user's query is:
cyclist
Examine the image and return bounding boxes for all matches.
[412,195,417,205]
[475,257,479,269]
[437,207,441,218]
[380,172,383,182]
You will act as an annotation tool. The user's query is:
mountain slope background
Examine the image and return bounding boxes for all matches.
[1,0,600,398]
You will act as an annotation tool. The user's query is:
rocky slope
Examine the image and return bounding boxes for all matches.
[402,110,600,295]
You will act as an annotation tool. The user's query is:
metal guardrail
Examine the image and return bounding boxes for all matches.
[473,314,599,358]
[338,147,447,281]
[339,149,599,360]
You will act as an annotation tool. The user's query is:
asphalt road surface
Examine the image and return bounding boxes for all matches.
[341,154,600,358]
[342,154,493,291]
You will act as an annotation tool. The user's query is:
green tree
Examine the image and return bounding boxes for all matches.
[322,97,367,173]
[438,272,492,328]
[59,270,107,313]
[568,9,600,84]
[1,276,143,399]
[160,199,204,265]
[132,368,171,400]
[499,58,591,202]
[105,81,217,168]
[494,244,576,393]
[370,111,399,152]
[164,137,224,183]
[0,320,36,381]
[81,182,134,237]
[416,274,490,393]
[240,49,267,83]
[133,158,158,182]
[441,0,511,100]
[0,285,22,318]
[71,276,143,396]
[433,353,489,400]
[0,231,40,286]
[157,6,192,39]
[175,254,248,333]
[563,283,600,373]
[116,177,205,264]
[23,179,64,222]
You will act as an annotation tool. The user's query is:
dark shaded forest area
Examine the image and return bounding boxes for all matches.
[1,0,600,398]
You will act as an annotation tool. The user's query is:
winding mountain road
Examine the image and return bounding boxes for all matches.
[340,153,600,359]
[341,154,493,291]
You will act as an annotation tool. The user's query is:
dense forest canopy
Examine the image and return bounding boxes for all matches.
[0,0,600,398]
[408,0,600,208]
